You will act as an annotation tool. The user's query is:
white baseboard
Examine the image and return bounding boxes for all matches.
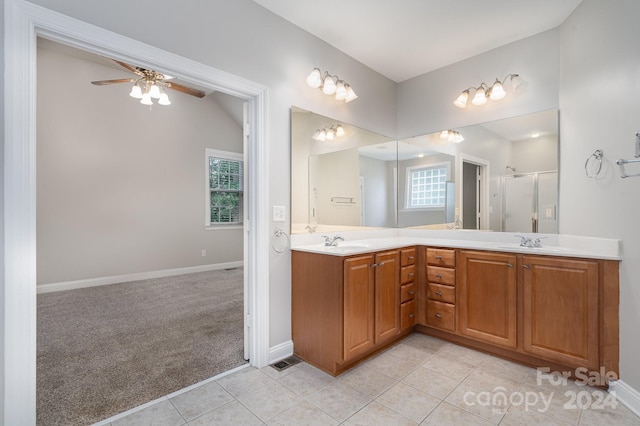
[37,261,244,294]
[609,379,640,417]
[269,340,294,364]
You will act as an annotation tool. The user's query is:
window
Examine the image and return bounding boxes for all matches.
[405,163,449,209]
[206,149,243,227]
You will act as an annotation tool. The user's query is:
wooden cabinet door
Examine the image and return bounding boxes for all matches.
[343,255,376,361]
[458,250,517,348]
[374,250,400,343]
[523,256,599,370]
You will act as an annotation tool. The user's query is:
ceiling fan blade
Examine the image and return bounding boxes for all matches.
[111,59,141,75]
[91,78,137,86]
[165,82,206,98]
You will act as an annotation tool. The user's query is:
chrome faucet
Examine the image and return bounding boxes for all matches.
[533,236,547,248]
[322,235,344,246]
[305,224,317,233]
[515,235,534,247]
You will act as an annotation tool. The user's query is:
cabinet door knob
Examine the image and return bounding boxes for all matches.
[435,274,442,278]
[379,261,385,267]
[371,264,377,268]
[408,313,415,318]
[435,313,442,319]
[435,291,442,296]
[408,290,415,295]
[408,256,415,260]
[506,263,514,268]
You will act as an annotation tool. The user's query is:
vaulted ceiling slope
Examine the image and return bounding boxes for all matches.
[253,0,583,82]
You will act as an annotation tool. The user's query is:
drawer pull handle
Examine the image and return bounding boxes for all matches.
[371,264,377,268]
[408,256,415,260]
[408,313,415,318]
[379,261,385,266]
[408,290,415,295]
[435,291,443,296]
[435,274,442,278]
[506,263,514,268]
[435,313,442,319]
[435,255,443,260]
[523,265,531,269]
[408,273,414,277]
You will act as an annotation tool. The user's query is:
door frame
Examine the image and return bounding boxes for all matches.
[3,1,271,424]
[456,153,490,230]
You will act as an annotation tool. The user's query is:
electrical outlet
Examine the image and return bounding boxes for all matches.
[201,250,207,257]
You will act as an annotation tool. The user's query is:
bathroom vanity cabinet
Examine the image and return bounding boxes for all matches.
[292,243,619,379]
[419,249,619,378]
[292,248,414,375]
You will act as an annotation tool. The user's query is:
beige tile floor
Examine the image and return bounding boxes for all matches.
[99,333,640,425]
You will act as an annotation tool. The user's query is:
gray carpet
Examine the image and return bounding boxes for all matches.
[37,268,246,425]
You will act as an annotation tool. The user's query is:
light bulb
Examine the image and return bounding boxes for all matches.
[158,92,171,105]
[312,130,322,140]
[510,74,522,91]
[129,84,142,99]
[140,93,153,105]
[326,128,335,140]
[472,86,487,105]
[335,125,345,137]
[318,129,326,141]
[322,74,336,95]
[454,132,464,143]
[335,81,348,100]
[489,79,506,100]
[345,85,358,102]
[453,90,469,108]
[306,68,322,88]
[149,84,161,99]
[440,130,449,140]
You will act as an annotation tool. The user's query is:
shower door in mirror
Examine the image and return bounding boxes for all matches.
[502,171,558,233]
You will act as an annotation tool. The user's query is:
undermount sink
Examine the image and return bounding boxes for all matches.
[493,243,569,253]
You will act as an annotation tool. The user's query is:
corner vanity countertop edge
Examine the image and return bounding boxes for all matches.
[290,231,621,261]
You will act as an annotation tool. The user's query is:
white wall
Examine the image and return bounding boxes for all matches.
[36,45,243,284]
[397,28,560,138]
[18,0,398,352]
[510,134,558,173]
[559,0,640,392]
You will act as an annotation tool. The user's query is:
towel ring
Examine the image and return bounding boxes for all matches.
[271,228,290,253]
[585,149,603,178]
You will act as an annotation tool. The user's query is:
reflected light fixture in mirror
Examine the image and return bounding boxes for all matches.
[439,129,464,143]
[454,73,521,108]
[306,68,358,102]
[312,124,345,141]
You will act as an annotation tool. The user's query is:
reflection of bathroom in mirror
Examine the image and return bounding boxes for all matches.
[291,107,558,234]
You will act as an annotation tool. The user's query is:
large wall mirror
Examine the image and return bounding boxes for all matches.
[291,106,558,234]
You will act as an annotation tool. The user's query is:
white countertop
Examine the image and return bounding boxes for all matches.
[290,229,621,260]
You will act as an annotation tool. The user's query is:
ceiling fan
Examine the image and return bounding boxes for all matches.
[91,59,206,106]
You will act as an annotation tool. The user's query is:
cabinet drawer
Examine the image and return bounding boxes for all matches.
[401,248,416,266]
[427,283,455,304]
[426,248,456,268]
[400,265,416,284]
[401,300,416,330]
[427,266,456,286]
[401,282,416,303]
[426,300,455,332]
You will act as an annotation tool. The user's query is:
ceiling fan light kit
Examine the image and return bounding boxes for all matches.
[453,73,521,108]
[306,68,358,102]
[92,59,206,107]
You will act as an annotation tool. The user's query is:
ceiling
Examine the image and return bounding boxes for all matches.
[253,0,583,82]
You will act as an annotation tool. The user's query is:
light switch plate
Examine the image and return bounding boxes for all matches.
[273,205,286,222]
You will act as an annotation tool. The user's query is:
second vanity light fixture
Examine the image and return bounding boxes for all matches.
[306,68,358,102]
[312,124,345,141]
[453,74,521,108]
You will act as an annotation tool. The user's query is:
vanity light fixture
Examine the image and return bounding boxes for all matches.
[312,124,345,141]
[306,68,357,102]
[453,74,521,108]
[440,129,464,143]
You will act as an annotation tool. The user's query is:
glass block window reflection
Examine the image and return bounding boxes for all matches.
[408,166,447,208]
[209,155,243,224]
